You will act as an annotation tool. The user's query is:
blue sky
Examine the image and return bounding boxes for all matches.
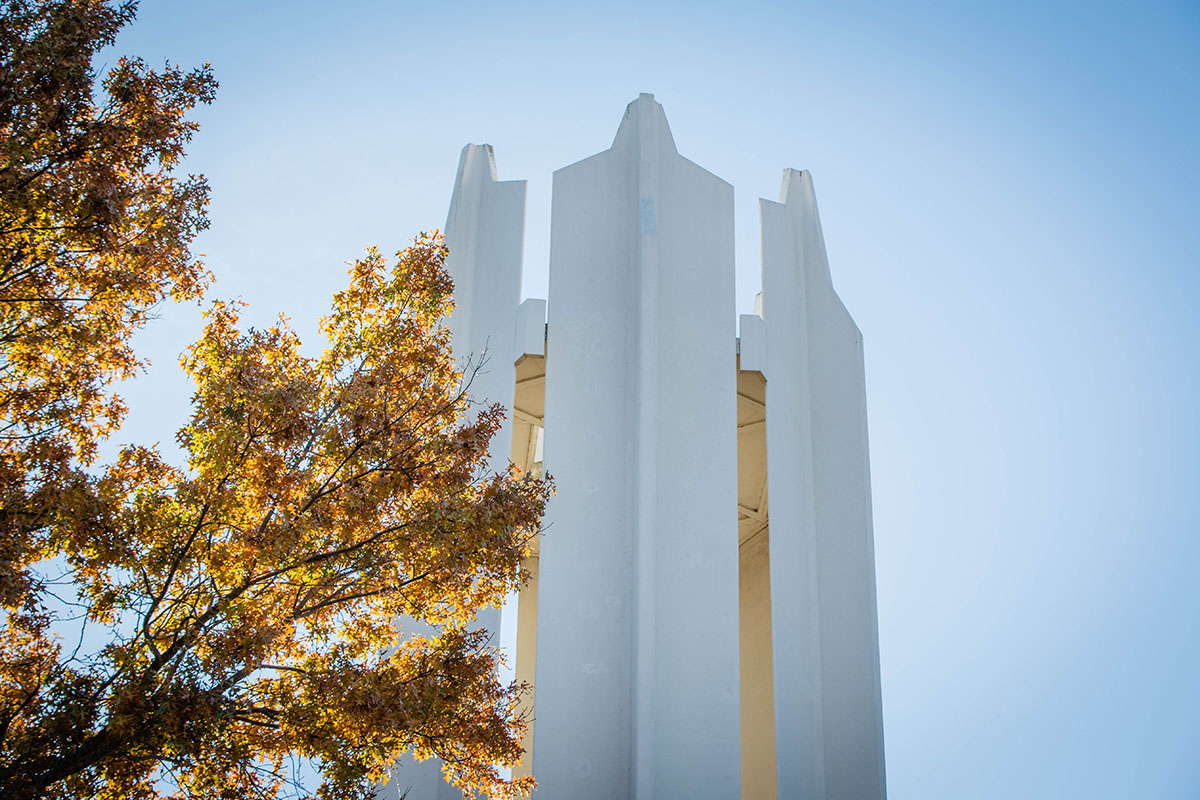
[100,1,1200,797]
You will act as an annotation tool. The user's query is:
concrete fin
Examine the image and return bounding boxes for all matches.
[535,95,739,799]
[739,313,767,376]
[514,297,546,361]
[761,168,886,800]
[399,144,527,799]
[443,144,527,369]
[760,189,827,800]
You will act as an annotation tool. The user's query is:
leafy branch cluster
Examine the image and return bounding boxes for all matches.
[0,3,549,799]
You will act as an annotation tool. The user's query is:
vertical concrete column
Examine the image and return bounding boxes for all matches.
[534,94,740,799]
[444,142,526,667]
[761,170,886,800]
[444,144,528,703]
[444,143,527,430]
[389,145,526,800]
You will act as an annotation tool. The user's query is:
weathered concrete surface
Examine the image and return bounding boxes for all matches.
[391,106,886,800]
[534,94,740,799]
[761,169,886,800]
[387,143,527,800]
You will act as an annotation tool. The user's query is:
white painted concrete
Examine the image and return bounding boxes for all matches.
[739,313,767,376]
[391,104,886,800]
[534,94,741,799]
[761,169,886,800]
[388,144,527,800]
[444,143,527,691]
[444,143,527,421]
[514,298,547,362]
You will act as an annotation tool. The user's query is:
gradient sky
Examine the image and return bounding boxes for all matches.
[98,2,1200,797]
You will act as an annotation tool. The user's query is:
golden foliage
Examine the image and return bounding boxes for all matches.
[0,3,550,799]
[0,0,214,461]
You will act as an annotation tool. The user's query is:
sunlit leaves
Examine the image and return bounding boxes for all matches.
[73,236,546,799]
[3,229,551,798]
[0,0,215,461]
[0,3,549,798]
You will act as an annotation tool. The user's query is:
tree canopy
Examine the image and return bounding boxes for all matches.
[0,0,213,461]
[0,3,549,798]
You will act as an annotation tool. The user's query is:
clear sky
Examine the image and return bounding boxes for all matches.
[100,1,1200,797]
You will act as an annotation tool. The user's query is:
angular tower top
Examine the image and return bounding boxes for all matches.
[610,92,678,154]
[775,167,832,285]
[444,143,502,233]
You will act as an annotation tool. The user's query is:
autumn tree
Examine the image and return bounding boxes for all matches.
[0,0,213,458]
[0,3,550,799]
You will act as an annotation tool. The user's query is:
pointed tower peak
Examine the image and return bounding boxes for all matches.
[773,167,832,284]
[779,167,815,204]
[445,143,505,233]
[611,93,677,154]
[458,143,499,181]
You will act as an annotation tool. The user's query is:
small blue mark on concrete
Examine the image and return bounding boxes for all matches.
[640,197,657,234]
